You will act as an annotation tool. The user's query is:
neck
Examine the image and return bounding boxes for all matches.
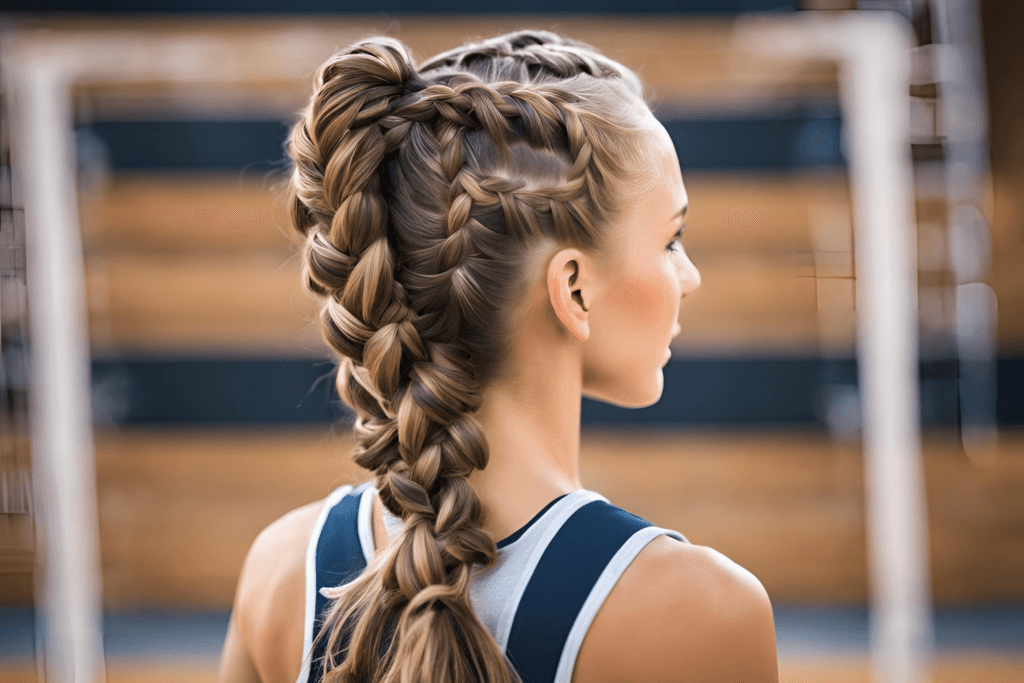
[466,316,585,544]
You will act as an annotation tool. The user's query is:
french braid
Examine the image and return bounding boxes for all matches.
[283,30,656,683]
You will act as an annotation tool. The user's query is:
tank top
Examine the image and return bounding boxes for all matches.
[296,479,689,683]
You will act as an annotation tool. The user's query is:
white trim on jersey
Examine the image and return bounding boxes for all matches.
[356,484,377,566]
[295,484,354,683]
[553,525,689,683]
[493,489,609,650]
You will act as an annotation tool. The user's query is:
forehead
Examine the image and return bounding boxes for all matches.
[650,127,687,211]
[622,122,688,226]
[603,125,687,268]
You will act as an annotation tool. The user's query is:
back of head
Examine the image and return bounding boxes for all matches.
[283,29,656,683]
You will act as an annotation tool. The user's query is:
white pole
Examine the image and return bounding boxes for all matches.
[733,11,934,683]
[3,46,107,683]
[842,20,936,683]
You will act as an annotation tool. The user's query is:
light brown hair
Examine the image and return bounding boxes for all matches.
[282,29,656,683]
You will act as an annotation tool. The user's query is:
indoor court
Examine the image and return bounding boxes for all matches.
[0,2,1021,682]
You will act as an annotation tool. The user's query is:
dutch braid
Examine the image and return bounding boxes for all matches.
[283,30,656,683]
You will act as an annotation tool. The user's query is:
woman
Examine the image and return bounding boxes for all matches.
[219,29,778,683]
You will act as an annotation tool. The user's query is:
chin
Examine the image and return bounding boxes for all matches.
[635,370,665,408]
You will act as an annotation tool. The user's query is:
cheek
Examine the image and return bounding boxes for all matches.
[606,262,678,346]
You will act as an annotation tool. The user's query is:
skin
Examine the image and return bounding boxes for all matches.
[220,115,779,683]
[465,111,698,545]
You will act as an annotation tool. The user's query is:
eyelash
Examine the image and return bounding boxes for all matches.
[666,228,684,253]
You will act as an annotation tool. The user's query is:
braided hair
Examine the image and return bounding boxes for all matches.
[283,29,657,683]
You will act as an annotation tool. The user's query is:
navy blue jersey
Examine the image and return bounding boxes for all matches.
[296,480,688,683]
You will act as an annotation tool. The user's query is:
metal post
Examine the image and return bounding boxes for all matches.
[733,11,934,682]
[3,42,107,683]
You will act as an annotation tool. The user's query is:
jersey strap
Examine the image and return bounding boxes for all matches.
[296,481,374,683]
[504,500,689,683]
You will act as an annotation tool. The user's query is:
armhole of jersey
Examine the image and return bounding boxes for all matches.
[553,526,689,683]
[294,484,354,683]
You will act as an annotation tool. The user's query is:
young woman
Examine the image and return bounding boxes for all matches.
[219,29,778,683]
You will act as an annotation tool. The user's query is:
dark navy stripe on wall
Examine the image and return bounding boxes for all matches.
[664,115,844,171]
[87,355,1021,428]
[1000,358,1024,419]
[5,1,799,14]
[76,111,844,173]
[78,121,293,173]
[90,357,346,425]
[4,604,1024,661]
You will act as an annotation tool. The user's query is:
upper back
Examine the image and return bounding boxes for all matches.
[236,480,778,683]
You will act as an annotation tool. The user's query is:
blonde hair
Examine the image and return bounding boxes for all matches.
[283,29,655,683]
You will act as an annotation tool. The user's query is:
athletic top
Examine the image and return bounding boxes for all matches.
[296,479,689,683]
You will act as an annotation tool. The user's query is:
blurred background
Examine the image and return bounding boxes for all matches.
[0,1,1021,682]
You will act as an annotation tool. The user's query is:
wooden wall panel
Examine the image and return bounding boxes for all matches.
[79,173,297,255]
[28,15,838,113]
[4,427,1017,608]
[79,170,852,257]
[78,169,966,358]
[81,172,868,356]
[85,253,322,356]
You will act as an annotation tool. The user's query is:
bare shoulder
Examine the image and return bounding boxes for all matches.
[572,536,779,683]
[233,498,327,683]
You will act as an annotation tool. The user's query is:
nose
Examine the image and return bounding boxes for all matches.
[680,259,701,299]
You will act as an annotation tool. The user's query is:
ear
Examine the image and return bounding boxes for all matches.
[547,248,591,343]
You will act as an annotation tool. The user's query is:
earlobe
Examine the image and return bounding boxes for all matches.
[576,316,590,343]
[571,278,591,342]
[548,249,591,344]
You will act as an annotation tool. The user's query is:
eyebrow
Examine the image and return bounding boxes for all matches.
[666,203,688,232]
